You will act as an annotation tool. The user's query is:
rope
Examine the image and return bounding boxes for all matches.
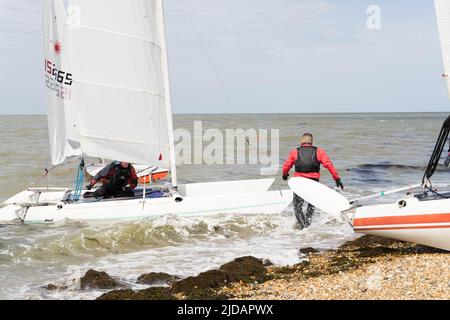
[29,167,54,188]
[71,159,85,202]
[426,186,450,200]
[180,0,236,113]
[29,157,81,188]
[422,115,450,186]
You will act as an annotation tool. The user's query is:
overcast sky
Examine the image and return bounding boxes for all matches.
[0,0,449,114]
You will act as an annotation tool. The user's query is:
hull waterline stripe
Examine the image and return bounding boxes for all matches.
[354,224,450,232]
[353,213,450,227]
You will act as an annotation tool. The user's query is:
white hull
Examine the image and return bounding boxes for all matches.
[0,179,292,224]
[351,197,450,251]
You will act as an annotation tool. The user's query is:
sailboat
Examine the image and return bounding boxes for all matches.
[0,0,292,223]
[288,1,450,252]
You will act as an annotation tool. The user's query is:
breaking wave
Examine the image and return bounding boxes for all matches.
[0,213,307,264]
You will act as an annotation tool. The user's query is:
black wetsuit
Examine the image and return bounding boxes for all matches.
[293,183,318,229]
[93,162,138,199]
[293,147,320,229]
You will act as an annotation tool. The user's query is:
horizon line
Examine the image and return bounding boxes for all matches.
[1,111,449,116]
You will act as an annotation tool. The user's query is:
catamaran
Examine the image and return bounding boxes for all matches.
[0,0,293,223]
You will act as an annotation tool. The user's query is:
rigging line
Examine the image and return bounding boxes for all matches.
[72,159,85,202]
[180,0,236,113]
[422,115,450,185]
[74,79,165,98]
[426,186,450,199]
[74,24,163,49]
[79,134,166,145]
[28,157,81,188]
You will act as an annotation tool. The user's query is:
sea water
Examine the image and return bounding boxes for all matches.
[0,113,449,299]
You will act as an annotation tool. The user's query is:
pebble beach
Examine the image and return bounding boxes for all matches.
[86,235,449,300]
[218,235,450,300]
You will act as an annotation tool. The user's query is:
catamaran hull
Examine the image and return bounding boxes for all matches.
[0,190,292,223]
[352,197,450,251]
[0,179,293,223]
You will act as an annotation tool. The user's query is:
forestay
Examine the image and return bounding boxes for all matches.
[435,0,450,97]
[68,0,174,169]
[44,0,81,165]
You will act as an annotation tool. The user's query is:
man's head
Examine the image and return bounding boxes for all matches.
[120,161,130,168]
[300,133,313,145]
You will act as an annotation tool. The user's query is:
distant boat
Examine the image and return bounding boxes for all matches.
[0,0,292,223]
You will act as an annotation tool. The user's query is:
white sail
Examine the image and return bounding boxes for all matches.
[44,0,81,165]
[435,0,450,97]
[68,0,173,171]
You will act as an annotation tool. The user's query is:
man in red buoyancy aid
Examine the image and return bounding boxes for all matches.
[86,161,138,199]
[282,133,344,229]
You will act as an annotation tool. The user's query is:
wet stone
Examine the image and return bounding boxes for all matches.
[97,287,175,300]
[299,247,319,255]
[219,256,267,283]
[170,256,267,299]
[136,272,180,286]
[171,269,228,299]
[46,284,58,291]
[80,269,119,290]
[45,284,68,291]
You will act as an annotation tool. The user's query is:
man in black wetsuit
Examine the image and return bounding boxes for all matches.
[86,161,138,199]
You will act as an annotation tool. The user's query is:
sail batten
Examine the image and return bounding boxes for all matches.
[78,134,167,146]
[74,79,165,97]
[75,25,163,48]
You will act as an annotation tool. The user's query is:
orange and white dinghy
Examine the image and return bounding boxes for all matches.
[351,195,450,251]
[86,163,169,185]
[289,178,450,252]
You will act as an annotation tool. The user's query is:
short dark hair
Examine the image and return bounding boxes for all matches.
[300,133,313,144]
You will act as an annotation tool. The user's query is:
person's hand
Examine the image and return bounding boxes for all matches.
[123,185,132,192]
[85,179,96,190]
[282,174,289,181]
[335,178,344,190]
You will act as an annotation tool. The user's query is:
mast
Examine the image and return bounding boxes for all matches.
[159,0,178,188]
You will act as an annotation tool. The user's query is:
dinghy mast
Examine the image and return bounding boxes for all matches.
[422,115,450,186]
[159,0,178,188]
